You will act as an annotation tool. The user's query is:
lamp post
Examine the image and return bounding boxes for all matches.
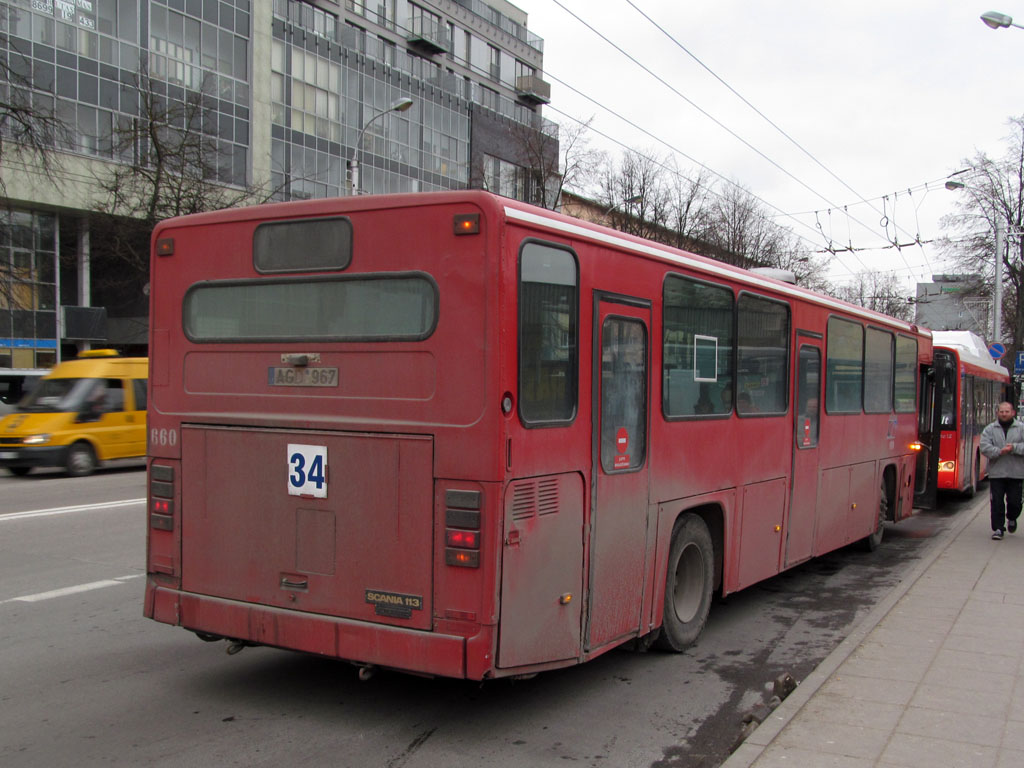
[981,11,1024,30]
[946,177,1004,343]
[349,97,414,195]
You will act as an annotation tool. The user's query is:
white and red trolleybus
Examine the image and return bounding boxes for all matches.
[144,191,932,680]
[931,330,1010,495]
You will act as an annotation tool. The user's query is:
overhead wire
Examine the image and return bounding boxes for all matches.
[543,88,865,277]
[543,73,872,274]
[548,0,910,272]
[622,0,928,266]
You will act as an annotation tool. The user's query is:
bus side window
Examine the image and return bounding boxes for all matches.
[518,242,578,424]
[826,317,863,413]
[736,294,789,415]
[894,336,917,413]
[864,328,894,413]
[796,346,821,447]
[662,274,734,418]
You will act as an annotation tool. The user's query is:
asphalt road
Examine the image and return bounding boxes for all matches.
[0,467,977,768]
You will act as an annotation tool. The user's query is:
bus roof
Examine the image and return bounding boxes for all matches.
[931,330,1009,379]
[151,190,931,339]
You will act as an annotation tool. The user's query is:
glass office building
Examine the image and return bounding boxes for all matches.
[0,0,553,363]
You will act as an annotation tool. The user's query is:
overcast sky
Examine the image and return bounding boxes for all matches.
[511,0,1024,292]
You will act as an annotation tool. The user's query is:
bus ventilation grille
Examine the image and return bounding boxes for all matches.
[511,478,560,521]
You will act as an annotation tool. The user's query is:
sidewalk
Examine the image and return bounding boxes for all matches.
[722,496,1024,768]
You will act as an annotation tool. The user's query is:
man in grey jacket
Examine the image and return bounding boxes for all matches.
[980,401,1024,540]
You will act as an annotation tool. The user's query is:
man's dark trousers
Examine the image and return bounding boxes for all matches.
[990,477,1023,532]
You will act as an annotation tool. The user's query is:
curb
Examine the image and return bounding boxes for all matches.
[718,496,986,768]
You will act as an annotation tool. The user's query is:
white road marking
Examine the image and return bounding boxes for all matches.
[0,498,145,522]
[1,574,144,605]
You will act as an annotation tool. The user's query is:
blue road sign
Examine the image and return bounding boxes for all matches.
[990,342,1006,360]
[1016,351,1024,375]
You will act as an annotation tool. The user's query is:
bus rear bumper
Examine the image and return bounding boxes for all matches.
[146,583,468,679]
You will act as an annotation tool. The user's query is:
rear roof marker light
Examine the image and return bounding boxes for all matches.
[454,214,480,235]
[156,238,175,256]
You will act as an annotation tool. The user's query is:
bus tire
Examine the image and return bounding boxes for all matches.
[7,466,31,476]
[863,479,887,552]
[65,441,97,477]
[655,514,714,652]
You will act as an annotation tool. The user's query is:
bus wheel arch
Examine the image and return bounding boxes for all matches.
[654,510,715,652]
[65,441,98,477]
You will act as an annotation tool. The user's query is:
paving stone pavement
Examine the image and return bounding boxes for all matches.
[721,494,1024,768]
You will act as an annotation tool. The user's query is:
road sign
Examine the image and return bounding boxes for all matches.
[990,342,1006,360]
[1016,351,1024,375]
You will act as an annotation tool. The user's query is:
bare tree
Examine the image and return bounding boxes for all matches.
[703,181,800,270]
[662,162,714,251]
[0,39,67,197]
[598,149,673,241]
[937,114,1024,359]
[497,114,603,209]
[831,270,913,321]
[88,70,270,298]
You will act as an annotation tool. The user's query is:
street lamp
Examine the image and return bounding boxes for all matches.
[349,97,414,195]
[981,11,1024,30]
[945,177,1004,343]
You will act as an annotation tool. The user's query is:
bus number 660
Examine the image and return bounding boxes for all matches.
[151,428,178,447]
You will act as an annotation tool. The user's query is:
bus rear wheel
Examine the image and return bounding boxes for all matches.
[7,466,31,477]
[863,478,888,552]
[65,442,97,477]
[655,514,714,652]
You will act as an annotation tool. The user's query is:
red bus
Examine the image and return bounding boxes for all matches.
[144,191,932,680]
[931,331,1010,495]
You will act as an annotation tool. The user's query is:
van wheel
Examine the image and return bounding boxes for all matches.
[7,466,31,477]
[66,442,97,477]
[654,514,714,652]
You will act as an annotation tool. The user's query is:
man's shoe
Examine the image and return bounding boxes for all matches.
[1010,520,1018,534]
[993,529,1005,540]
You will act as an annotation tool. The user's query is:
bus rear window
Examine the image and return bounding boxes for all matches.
[253,217,352,272]
[183,275,437,342]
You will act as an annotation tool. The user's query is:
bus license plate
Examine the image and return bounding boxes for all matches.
[268,367,339,387]
[0,451,17,459]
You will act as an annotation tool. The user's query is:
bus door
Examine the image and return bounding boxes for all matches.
[587,295,651,651]
[915,353,949,509]
[960,373,974,486]
[786,341,822,566]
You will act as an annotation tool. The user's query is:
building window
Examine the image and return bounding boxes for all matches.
[0,210,58,369]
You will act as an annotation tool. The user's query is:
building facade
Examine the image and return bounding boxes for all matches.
[914,274,990,340]
[0,0,554,371]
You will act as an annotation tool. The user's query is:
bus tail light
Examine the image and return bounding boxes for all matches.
[446,529,479,549]
[150,464,175,530]
[939,461,956,472]
[445,489,481,568]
